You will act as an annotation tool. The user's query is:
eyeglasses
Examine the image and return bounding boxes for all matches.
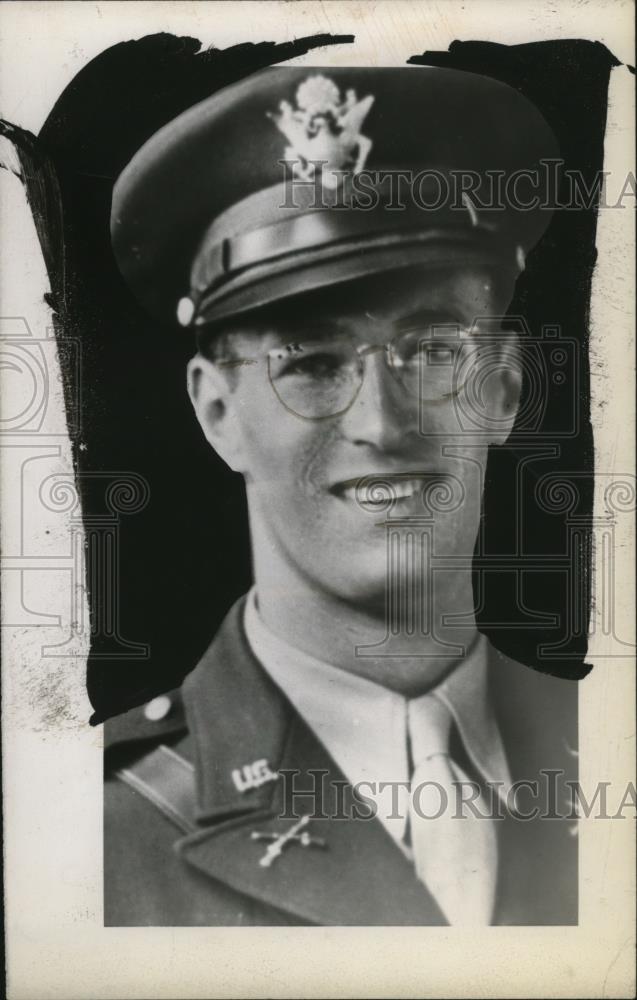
[216,327,480,420]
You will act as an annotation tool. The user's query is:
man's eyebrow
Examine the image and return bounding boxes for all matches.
[266,316,348,341]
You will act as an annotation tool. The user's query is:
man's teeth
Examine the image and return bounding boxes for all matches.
[340,480,423,503]
[387,480,422,500]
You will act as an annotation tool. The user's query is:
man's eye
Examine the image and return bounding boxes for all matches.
[281,353,342,378]
[424,346,457,365]
[399,343,459,366]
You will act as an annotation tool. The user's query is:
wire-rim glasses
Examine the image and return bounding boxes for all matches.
[216,326,479,420]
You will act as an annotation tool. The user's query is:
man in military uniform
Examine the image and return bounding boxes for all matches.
[105,65,578,925]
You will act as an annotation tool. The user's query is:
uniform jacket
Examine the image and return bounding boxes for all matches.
[104,597,579,926]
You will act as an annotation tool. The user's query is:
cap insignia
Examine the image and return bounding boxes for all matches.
[268,74,374,190]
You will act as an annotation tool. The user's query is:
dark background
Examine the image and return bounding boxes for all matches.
[3,34,619,722]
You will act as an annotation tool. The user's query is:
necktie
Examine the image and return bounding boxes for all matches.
[407,694,498,925]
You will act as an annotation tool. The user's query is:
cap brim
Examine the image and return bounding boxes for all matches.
[194,230,517,327]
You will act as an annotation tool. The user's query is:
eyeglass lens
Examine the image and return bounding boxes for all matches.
[267,330,475,419]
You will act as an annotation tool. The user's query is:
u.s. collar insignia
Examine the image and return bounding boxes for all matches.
[268,73,374,189]
[231,758,279,793]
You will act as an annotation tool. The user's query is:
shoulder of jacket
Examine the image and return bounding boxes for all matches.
[104,686,188,769]
[486,639,579,757]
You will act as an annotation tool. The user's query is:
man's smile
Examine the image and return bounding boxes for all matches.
[328,472,448,511]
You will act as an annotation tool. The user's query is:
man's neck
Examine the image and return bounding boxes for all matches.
[251,551,479,698]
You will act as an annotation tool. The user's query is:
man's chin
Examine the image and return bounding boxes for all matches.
[311,555,390,611]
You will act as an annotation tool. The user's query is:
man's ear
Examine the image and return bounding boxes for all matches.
[465,332,522,446]
[486,334,522,446]
[187,354,246,471]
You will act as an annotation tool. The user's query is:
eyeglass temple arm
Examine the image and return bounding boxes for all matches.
[214,358,258,368]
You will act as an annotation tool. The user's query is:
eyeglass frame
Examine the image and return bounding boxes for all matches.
[213,325,482,421]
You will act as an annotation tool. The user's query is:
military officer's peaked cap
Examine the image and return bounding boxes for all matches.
[111,65,558,328]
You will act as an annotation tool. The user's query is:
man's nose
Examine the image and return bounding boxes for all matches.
[339,349,415,449]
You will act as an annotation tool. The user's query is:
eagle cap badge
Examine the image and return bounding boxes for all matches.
[268,74,374,189]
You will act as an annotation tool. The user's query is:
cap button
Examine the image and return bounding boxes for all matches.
[143,695,172,722]
[177,296,195,326]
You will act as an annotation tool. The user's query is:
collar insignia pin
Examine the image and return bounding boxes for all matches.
[231,757,278,793]
[251,814,327,868]
[268,74,374,190]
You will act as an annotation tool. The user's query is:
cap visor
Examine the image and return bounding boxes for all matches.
[194,230,515,327]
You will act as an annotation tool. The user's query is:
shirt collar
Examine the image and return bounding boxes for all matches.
[243,587,510,843]
[430,641,511,790]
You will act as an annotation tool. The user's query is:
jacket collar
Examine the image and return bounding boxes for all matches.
[488,643,578,788]
[181,597,292,823]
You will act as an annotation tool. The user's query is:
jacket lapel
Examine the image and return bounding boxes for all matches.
[177,599,446,925]
[488,648,579,925]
